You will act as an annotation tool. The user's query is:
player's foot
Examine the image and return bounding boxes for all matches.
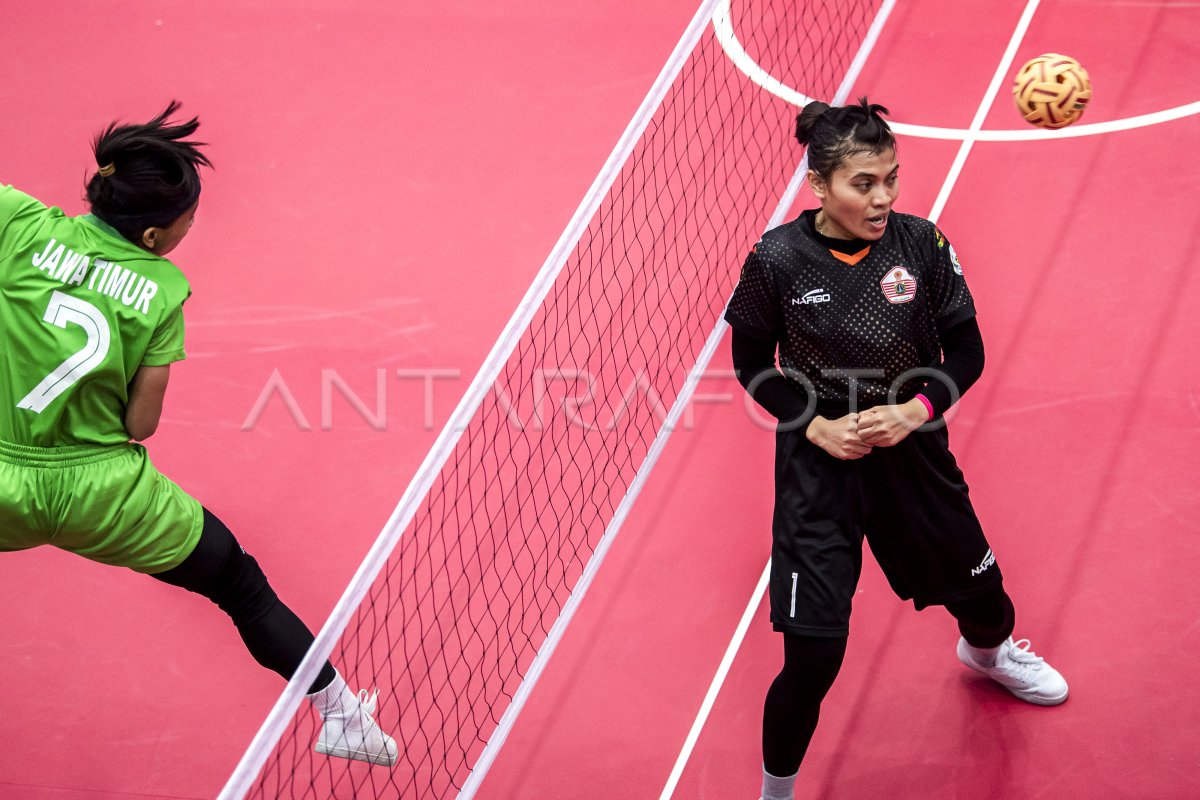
[957,636,1068,706]
[310,675,399,766]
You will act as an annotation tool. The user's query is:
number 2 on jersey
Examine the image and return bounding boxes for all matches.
[17,291,111,413]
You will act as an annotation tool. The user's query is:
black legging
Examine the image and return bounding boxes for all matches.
[150,507,336,694]
[763,585,1016,778]
[762,634,847,777]
[946,587,1015,649]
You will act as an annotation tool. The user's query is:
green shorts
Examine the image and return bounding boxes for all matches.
[0,439,203,574]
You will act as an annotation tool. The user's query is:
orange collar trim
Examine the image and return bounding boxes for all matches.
[829,246,871,266]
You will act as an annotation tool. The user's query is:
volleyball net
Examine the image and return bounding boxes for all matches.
[221,1,888,797]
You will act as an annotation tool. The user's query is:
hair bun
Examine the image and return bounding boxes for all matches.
[795,101,831,145]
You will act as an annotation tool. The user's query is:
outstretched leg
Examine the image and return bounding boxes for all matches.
[151,508,336,691]
[150,507,397,765]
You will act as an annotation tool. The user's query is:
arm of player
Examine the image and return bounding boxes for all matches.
[917,315,985,418]
[125,364,171,441]
[730,327,809,424]
[732,328,873,459]
[858,316,986,446]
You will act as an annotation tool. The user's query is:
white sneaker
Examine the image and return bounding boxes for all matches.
[957,637,1069,706]
[313,685,399,767]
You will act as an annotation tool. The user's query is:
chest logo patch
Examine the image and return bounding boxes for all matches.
[880,266,917,304]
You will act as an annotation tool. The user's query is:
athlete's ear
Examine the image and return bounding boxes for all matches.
[140,227,161,252]
[808,169,826,200]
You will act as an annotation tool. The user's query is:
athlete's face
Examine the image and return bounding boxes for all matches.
[810,148,899,241]
[141,200,199,257]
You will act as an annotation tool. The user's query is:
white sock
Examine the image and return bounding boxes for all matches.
[963,641,1004,667]
[307,670,354,719]
[762,765,797,800]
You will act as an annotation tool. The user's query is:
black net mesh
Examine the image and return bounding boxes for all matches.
[241,0,882,796]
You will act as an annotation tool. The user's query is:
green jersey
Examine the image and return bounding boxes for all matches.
[0,185,191,446]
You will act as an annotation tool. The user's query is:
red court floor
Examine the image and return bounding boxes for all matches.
[2,1,1198,798]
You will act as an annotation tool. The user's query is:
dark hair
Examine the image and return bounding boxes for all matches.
[795,97,895,180]
[85,101,211,242]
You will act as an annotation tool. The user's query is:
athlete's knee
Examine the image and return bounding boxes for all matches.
[777,633,848,702]
[210,544,279,626]
[148,507,280,627]
[193,508,280,626]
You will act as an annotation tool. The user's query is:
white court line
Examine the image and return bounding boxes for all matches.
[928,0,1042,223]
[659,561,771,800]
[712,0,1200,142]
[890,103,1200,141]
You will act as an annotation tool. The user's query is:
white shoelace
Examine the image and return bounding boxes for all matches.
[1001,639,1048,682]
[357,688,380,716]
[1007,639,1044,664]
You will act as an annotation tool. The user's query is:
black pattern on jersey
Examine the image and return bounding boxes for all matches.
[725,209,975,410]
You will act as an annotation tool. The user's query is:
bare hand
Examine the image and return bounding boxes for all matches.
[806,413,873,460]
[856,400,929,447]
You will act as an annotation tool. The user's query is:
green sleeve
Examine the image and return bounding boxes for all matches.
[142,304,187,366]
[0,184,26,220]
[0,185,44,250]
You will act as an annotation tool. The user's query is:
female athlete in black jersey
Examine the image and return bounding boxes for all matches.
[724,98,1067,800]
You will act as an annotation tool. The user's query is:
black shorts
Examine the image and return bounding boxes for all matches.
[769,424,1003,637]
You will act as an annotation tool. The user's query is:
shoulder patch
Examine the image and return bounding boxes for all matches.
[949,243,962,275]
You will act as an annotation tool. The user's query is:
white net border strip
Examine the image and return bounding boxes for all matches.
[218,2,725,797]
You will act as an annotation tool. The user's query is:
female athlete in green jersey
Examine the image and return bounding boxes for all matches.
[0,103,396,768]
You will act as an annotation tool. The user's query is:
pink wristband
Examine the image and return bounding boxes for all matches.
[915,394,935,421]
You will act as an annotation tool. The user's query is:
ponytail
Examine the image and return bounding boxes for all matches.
[85,101,211,241]
[794,101,830,145]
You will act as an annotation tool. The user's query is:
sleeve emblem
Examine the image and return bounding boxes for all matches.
[949,243,963,275]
